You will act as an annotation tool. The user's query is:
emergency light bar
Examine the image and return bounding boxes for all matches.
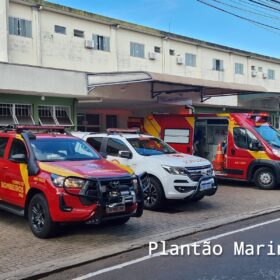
[107,128,140,135]
[0,125,66,133]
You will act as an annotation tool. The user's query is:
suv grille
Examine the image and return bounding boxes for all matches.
[185,165,212,182]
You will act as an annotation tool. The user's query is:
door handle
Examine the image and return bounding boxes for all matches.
[3,166,8,169]
[231,149,235,156]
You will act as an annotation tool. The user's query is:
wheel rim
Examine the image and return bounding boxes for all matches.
[259,172,272,185]
[31,202,46,232]
[144,183,158,207]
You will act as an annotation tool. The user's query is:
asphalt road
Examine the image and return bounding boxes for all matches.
[41,211,280,280]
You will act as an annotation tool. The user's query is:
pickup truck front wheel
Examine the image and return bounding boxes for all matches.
[28,193,59,238]
[143,177,165,210]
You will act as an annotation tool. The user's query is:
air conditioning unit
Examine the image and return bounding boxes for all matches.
[263,73,268,79]
[251,70,257,77]
[148,52,156,60]
[176,56,184,65]
[85,40,94,49]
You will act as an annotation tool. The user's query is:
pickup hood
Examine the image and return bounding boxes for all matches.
[149,153,211,168]
[38,159,129,178]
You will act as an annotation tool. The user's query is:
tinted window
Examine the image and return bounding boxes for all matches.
[9,139,27,159]
[87,137,103,152]
[233,128,257,150]
[106,138,129,157]
[0,137,9,157]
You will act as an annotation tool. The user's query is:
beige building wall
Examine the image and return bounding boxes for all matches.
[4,1,280,98]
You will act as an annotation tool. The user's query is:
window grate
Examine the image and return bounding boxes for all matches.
[55,106,73,126]
[15,104,34,125]
[38,105,56,126]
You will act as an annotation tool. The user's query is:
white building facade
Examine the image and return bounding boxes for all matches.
[0,0,279,130]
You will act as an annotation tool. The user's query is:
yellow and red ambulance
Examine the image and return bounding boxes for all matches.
[144,113,280,189]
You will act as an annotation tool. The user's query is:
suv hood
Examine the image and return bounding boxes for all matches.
[148,153,211,167]
[39,159,129,178]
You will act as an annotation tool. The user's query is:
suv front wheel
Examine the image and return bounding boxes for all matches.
[143,177,165,210]
[28,193,59,238]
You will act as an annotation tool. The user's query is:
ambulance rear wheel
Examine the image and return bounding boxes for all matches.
[143,177,165,210]
[254,167,276,190]
[28,193,59,238]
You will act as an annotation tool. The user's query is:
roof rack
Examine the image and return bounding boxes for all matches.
[0,125,66,134]
[107,128,140,135]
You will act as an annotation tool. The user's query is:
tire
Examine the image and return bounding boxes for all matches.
[253,167,277,190]
[28,193,59,238]
[109,217,130,225]
[143,176,165,210]
[191,193,205,202]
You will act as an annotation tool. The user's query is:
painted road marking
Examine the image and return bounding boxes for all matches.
[72,217,280,280]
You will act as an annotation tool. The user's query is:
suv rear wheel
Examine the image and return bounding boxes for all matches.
[254,167,276,190]
[28,193,59,238]
[143,177,165,210]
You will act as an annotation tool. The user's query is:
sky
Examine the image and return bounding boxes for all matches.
[48,0,280,58]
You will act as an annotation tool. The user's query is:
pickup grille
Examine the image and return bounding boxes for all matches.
[185,165,212,182]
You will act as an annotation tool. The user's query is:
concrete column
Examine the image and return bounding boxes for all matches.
[32,6,42,66]
[0,0,9,62]
[110,25,118,71]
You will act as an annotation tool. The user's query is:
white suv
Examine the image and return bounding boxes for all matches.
[73,130,218,210]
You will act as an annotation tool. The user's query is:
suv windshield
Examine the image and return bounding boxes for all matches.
[30,138,101,161]
[127,137,176,156]
[254,125,280,148]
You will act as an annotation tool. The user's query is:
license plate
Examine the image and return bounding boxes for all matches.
[106,205,125,214]
[200,180,213,191]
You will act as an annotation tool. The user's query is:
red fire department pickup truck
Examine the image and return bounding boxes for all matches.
[0,126,145,238]
[143,113,280,190]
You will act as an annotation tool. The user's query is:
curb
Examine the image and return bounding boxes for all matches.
[3,205,280,280]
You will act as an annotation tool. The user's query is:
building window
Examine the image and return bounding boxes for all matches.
[55,106,73,126]
[8,17,32,38]
[74,29,84,38]
[185,53,196,67]
[154,46,161,53]
[106,115,117,129]
[213,59,224,71]
[164,129,190,144]
[169,49,175,56]
[54,25,66,34]
[235,63,244,75]
[268,69,275,80]
[77,114,100,132]
[130,42,145,58]
[92,34,110,51]
[0,103,34,125]
[38,105,73,126]
[258,67,263,72]
[15,104,34,125]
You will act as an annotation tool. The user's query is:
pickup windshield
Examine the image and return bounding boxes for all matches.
[30,138,101,161]
[127,137,176,156]
[254,125,280,148]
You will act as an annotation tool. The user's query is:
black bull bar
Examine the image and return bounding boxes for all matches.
[63,173,149,218]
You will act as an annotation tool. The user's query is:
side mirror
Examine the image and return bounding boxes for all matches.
[118,150,132,159]
[99,152,107,159]
[10,153,27,163]
[249,140,263,151]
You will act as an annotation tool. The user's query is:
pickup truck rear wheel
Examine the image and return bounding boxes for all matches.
[253,167,276,190]
[143,177,165,210]
[28,193,59,238]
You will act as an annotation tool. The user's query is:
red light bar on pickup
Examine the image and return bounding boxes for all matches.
[15,125,66,133]
[107,128,140,134]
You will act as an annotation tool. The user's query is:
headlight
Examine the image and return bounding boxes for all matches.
[272,149,280,158]
[64,177,86,189]
[162,165,188,175]
[51,174,65,187]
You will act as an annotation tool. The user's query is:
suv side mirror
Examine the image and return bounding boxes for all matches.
[118,150,132,159]
[249,140,263,151]
[10,153,27,163]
